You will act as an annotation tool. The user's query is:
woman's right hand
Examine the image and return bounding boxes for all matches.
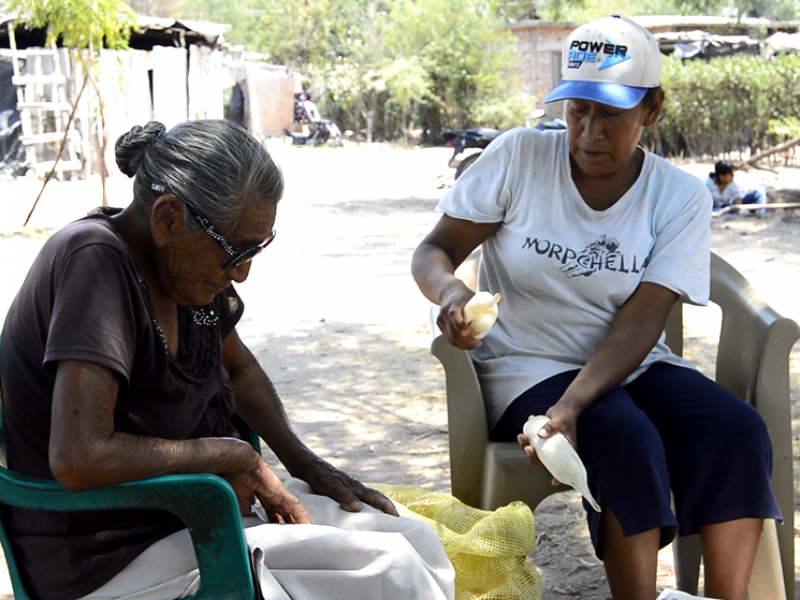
[516,433,560,487]
[437,282,482,350]
[224,461,310,524]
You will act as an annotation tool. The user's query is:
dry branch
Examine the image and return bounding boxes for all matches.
[734,135,800,169]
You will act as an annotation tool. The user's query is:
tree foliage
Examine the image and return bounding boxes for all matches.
[641,54,800,157]
[185,0,800,143]
[381,55,432,143]
[9,0,136,50]
[570,0,800,21]
[195,0,525,141]
[493,0,587,22]
[126,0,204,20]
[8,0,136,208]
[247,0,340,68]
[383,0,523,133]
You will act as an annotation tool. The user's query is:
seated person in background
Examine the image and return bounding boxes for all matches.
[0,119,454,600]
[706,159,767,215]
[411,16,779,600]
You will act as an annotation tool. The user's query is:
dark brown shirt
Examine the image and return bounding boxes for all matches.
[0,208,244,600]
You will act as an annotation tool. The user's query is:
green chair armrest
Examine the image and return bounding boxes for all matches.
[231,413,262,454]
[0,469,254,600]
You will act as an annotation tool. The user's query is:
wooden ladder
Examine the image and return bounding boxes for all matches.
[8,28,83,178]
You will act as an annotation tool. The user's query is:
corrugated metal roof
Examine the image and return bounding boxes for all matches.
[0,13,231,48]
[135,15,231,40]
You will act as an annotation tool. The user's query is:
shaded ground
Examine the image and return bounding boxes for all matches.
[0,145,798,599]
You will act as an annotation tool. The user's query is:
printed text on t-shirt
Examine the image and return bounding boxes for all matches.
[522,234,650,278]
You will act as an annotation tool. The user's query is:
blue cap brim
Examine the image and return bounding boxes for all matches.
[544,80,647,109]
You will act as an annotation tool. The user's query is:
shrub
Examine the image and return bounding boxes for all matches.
[641,54,800,158]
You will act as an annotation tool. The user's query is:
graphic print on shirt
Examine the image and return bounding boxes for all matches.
[522,234,650,278]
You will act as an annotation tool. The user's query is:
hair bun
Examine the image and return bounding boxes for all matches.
[114,121,167,177]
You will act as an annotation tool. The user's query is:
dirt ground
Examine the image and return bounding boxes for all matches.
[0,143,799,599]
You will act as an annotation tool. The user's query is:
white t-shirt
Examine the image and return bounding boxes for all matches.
[438,128,713,429]
[704,176,742,209]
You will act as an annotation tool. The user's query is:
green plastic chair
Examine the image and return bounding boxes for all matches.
[432,249,799,600]
[0,406,262,600]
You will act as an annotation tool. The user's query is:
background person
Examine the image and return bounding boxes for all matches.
[412,16,779,600]
[0,119,454,600]
[706,159,767,215]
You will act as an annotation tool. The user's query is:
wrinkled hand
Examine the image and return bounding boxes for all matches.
[437,283,481,350]
[224,461,310,524]
[302,460,399,516]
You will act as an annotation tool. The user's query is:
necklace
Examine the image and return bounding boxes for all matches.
[135,271,171,355]
[191,306,219,327]
[133,268,221,383]
[134,270,220,356]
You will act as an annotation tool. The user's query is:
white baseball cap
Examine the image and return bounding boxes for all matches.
[544,15,661,109]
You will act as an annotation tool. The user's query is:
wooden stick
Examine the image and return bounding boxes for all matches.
[717,202,800,215]
[23,76,88,227]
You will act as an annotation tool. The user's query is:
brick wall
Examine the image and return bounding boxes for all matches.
[506,22,573,115]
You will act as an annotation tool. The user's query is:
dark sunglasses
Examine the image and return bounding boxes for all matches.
[151,183,276,269]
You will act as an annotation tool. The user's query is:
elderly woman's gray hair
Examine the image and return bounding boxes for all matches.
[114,120,283,232]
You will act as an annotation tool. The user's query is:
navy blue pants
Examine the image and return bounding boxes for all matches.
[490,363,781,558]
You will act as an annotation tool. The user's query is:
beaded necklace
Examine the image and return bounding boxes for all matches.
[134,271,220,357]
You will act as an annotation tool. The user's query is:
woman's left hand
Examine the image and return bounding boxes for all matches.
[540,401,581,450]
[303,460,399,516]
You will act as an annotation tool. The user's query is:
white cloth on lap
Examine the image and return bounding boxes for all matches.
[78,478,455,600]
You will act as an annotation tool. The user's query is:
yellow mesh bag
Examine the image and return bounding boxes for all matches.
[370,484,541,600]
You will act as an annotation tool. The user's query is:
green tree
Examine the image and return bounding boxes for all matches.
[494,0,586,22]
[198,0,261,47]
[571,0,800,21]
[206,0,526,141]
[125,0,204,19]
[9,0,136,50]
[299,0,392,141]
[493,0,542,20]
[640,54,800,157]
[246,0,341,67]
[380,56,431,144]
[383,0,524,136]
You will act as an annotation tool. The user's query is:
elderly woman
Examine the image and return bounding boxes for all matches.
[0,120,454,600]
[412,16,779,600]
